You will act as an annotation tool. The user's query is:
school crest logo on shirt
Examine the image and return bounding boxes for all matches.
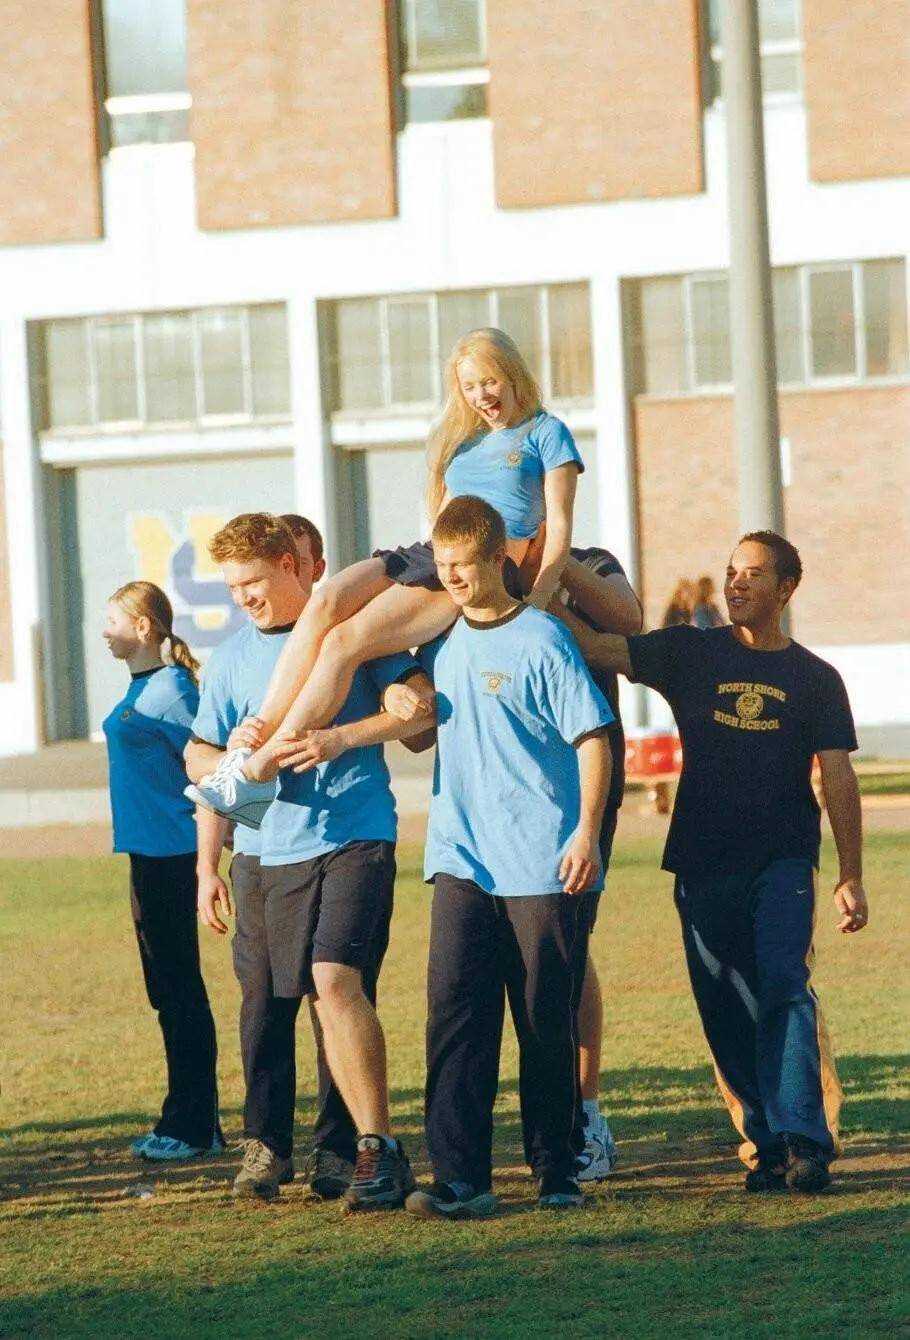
[481,670,512,695]
[736,691,764,721]
[506,449,522,466]
[120,708,133,721]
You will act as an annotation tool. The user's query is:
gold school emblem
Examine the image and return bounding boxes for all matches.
[506,449,522,466]
[481,670,512,694]
[713,681,785,732]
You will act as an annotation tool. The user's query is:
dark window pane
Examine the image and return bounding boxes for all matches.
[437,290,491,371]
[94,320,139,422]
[639,278,688,394]
[809,269,856,377]
[335,301,384,410]
[404,0,484,71]
[249,306,291,415]
[403,81,487,123]
[691,278,731,385]
[143,313,196,421]
[863,260,909,377]
[773,267,803,383]
[46,322,91,428]
[388,299,434,404]
[548,284,593,399]
[101,0,187,97]
[198,309,246,415]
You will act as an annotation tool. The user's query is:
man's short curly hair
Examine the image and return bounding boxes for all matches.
[431,495,506,559]
[209,513,300,573]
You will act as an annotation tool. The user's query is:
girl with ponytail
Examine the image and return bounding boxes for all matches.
[102,580,223,1161]
[191,327,585,822]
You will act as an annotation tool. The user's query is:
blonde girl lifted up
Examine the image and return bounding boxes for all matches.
[189,326,585,820]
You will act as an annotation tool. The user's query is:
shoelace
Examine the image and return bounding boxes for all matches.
[354,1145,382,1181]
[243,1140,278,1174]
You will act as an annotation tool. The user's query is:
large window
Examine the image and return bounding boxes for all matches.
[100,0,190,146]
[399,0,488,124]
[325,283,593,413]
[41,304,291,432]
[628,259,909,396]
[706,0,803,101]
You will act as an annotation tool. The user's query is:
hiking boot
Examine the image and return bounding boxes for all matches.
[538,1171,584,1209]
[343,1135,415,1211]
[303,1146,354,1201]
[232,1138,295,1201]
[576,1111,619,1183]
[784,1135,831,1193]
[405,1180,497,1220]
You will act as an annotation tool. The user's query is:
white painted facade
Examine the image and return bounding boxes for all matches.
[1,103,908,756]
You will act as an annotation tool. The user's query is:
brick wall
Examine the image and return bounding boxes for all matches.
[188,0,397,230]
[0,0,101,246]
[488,0,704,208]
[633,386,910,646]
[804,0,910,182]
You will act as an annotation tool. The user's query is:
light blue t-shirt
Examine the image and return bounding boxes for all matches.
[422,605,614,896]
[192,621,292,858]
[103,664,199,857]
[259,652,419,867]
[443,412,583,540]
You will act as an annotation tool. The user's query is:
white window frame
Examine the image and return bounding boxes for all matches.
[802,262,859,385]
[684,273,733,393]
[42,305,291,436]
[399,0,489,124]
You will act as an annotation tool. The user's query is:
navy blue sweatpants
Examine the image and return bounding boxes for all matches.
[675,857,841,1165]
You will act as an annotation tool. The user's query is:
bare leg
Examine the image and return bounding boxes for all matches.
[311,964,390,1137]
[246,583,457,780]
[578,956,603,1101]
[253,558,392,735]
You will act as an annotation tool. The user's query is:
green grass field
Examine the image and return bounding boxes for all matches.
[1,830,908,1339]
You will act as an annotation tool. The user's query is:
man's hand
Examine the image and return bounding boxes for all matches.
[559,829,600,896]
[834,877,869,933]
[227,716,266,751]
[198,868,233,935]
[383,681,435,722]
[271,727,345,774]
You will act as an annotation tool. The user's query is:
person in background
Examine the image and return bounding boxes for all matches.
[102,581,222,1162]
[693,575,726,630]
[661,579,695,628]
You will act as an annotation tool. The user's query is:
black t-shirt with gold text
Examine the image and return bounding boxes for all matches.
[627,625,857,876]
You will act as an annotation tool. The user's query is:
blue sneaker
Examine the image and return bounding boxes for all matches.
[184,749,275,830]
[132,1133,225,1162]
[405,1180,497,1219]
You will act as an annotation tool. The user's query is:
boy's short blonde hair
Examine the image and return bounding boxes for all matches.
[431,496,507,560]
[209,513,300,573]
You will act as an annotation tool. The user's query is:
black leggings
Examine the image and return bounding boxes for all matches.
[129,852,221,1148]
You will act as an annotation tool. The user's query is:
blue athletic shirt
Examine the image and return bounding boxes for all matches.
[422,604,614,896]
[259,652,420,867]
[103,664,199,857]
[192,621,292,858]
[443,412,583,540]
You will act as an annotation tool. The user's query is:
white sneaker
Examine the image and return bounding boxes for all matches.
[576,1111,619,1182]
[184,749,275,829]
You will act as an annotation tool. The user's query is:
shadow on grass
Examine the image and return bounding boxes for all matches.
[2,1055,906,1210]
[1,1205,907,1340]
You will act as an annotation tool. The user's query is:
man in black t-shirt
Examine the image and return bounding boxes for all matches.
[558,547,642,1181]
[555,531,868,1195]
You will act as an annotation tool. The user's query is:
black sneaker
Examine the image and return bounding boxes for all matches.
[538,1171,584,1209]
[744,1150,787,1193]
[406,1180,498,1220]
[784,1135,831,1193]
[303,1146,354,1201]
[343,1135,416,1211]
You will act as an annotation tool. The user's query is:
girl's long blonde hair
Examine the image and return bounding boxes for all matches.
[110,580,201,686]
[426,328,543,521]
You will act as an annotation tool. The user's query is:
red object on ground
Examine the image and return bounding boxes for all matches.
[625,734,683,779]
